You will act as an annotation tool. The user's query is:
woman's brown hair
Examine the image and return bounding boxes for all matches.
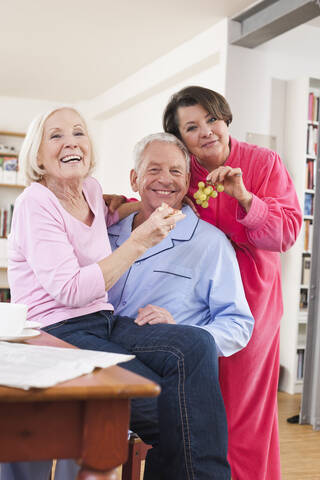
[163,86,233,140]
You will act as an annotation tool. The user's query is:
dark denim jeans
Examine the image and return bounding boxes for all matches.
[1,311,230,480]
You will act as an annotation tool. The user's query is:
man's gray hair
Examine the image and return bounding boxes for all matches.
[133,132,190,173]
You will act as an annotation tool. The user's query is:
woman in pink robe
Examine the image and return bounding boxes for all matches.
[163,86,302,480]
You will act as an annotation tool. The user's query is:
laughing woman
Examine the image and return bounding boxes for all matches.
[2,106,232,480]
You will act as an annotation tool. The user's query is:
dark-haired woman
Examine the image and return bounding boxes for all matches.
[163,86,302,480]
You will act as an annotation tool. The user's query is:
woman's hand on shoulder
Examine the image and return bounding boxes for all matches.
[130,203,185,250]
[206,166,253,212]
[183,196,200,217]
[135,304,176,326]
[103,193,126,213]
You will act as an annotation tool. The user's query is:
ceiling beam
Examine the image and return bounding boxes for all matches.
[229,0,320,48]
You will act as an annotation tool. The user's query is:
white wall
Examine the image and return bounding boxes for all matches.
[226,24,320,168]
[92,65,227,196]
[226,46,287,159]
[78,19,229,196]
[0,96,61,133]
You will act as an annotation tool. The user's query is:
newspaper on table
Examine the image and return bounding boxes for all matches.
[0,341,134,390]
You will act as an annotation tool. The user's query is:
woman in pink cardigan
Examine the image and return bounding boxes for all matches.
[162,86,302,480]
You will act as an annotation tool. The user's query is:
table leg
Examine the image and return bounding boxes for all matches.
[80,398,130,475]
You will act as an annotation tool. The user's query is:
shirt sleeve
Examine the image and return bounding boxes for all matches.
[198,236,254,357]
[236,150,302,252]
[13,194,106,308]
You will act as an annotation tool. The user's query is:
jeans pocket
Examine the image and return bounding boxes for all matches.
[42,319,68,332]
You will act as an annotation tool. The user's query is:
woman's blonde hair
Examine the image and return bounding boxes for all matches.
[20,106,96,185]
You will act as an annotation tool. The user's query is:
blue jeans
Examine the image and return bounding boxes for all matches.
[1,311,230,480]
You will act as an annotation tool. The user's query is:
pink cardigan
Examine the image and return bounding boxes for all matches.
[8,176,116,326]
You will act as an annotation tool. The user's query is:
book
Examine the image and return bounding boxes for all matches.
[0,204,15,237]
[301,256,311,285]
[299,289,308,310]
[307,160,314,189]
[314,126,319,156]
[309,222,314,251]
[0,288,10,302]
[308,92,314,122]
[304,220,310,251]
[304,193,313,216]
[307,125,316,156]
[314,95,319,122]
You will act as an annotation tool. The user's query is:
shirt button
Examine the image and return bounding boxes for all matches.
[136,262,140,265]
[122,301,127,306]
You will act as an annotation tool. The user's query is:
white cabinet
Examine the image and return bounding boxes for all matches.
[280,77,320,394]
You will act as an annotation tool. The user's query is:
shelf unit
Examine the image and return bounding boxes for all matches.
[280,77,320,394]
[0,131,25,297]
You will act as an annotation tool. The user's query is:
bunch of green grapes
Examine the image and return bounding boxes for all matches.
[193,181,224,208]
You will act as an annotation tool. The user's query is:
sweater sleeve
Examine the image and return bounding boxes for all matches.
[13,194,106,308]
[236,150,302,252]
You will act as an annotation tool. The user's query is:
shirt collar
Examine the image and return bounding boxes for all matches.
[108,205,199,260]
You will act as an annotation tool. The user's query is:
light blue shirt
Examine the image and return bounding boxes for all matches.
[108,205,254,357]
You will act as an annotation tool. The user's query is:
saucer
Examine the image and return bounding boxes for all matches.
[0,328,41,342]
[25,321,42,329]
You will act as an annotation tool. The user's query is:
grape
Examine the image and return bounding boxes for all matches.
[193,180,223,208]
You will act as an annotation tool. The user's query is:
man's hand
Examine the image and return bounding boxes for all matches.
[135,304,176,326]
[130,203,185,250]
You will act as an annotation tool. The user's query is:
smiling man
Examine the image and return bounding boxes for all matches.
[108,133,254,357]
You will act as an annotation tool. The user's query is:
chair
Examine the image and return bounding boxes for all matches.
[121,433,151,480]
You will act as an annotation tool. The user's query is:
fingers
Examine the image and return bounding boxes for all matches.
[206,167,243,185]
[103,194,112,205]
[132,203,186,249]
[135,305,175,325]
[135,310,157,325]
[103,194,126,213]
[153,203,186,230]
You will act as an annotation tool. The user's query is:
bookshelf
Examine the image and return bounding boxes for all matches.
[0,131,25,298]
[280,77,320,394]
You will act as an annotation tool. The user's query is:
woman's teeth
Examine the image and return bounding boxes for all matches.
[61,155,81,163]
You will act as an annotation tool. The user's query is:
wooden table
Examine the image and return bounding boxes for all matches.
[0,331,160,480]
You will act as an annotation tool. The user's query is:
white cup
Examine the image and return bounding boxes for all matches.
[0,303,28,337]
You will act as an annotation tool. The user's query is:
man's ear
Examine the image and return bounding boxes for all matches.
[130,169,139,192]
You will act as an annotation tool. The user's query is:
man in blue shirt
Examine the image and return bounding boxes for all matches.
[108,133,253,358]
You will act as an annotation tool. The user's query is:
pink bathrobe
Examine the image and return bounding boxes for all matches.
[188,137,302,480]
